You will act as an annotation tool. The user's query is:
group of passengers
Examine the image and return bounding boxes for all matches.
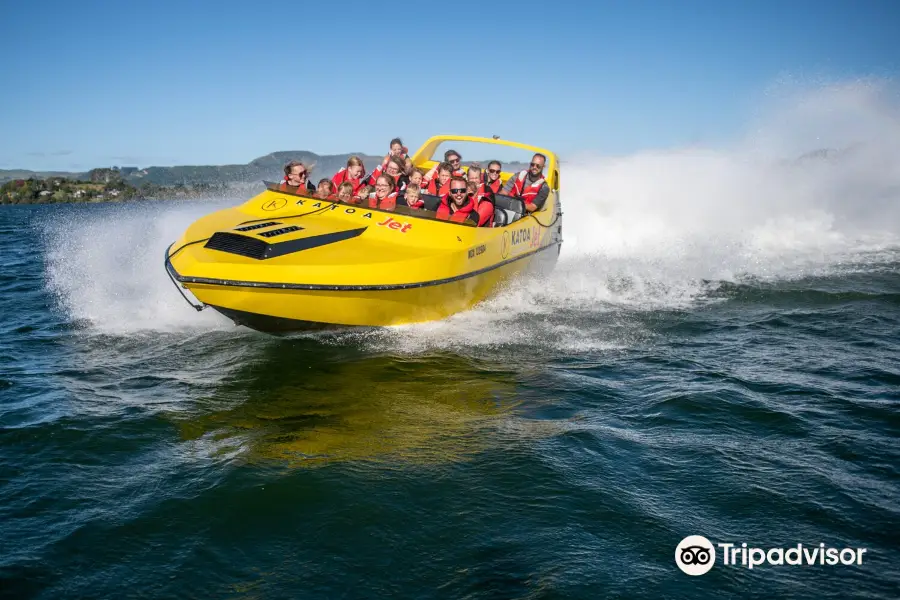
[278,137,550,227]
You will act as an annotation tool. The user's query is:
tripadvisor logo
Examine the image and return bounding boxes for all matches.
[676,535,715,576]
[675,536,868,575]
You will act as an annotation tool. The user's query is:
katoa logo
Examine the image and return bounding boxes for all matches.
[261,198,287,211]
[675,535,716,576]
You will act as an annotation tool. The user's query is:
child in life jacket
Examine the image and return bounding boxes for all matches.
[355,185,374,205]
[336,181,354,203]
[426,163,453,196]
[403,183,424,209]
[315,179,335,199]
[408,169,424,189]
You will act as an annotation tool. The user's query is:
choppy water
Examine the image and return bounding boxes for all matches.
[3,82,900,598]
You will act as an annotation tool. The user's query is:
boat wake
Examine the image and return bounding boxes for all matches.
[41,79,900,353]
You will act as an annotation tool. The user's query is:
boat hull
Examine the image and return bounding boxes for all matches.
[167,241,559,332]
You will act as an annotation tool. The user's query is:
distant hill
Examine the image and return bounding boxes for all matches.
[124,151,386,187]
[0,169,83,182]
[0,152,385,186]
[0,151,534,187]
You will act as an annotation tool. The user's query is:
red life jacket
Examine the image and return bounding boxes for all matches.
[332,167,366,195]
[435,195,476,222]
[507,170,546,203]
[473,191,494,227]
[485,177,502,195]
[369,191,398,210]
[279,178,314,194]
[426,178,451,196]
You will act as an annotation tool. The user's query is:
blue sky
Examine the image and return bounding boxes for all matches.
[1,0,897,170]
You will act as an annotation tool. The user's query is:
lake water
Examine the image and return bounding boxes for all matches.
[2,142,899,598]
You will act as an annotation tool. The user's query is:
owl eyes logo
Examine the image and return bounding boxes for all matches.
[681,545,712,565]
[676,536,716,575]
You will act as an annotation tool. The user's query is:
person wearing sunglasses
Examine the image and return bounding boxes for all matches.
[502,153,549,213]
[423,149,465,185]
[280,160,316,193]
[436,176,477,223]
[484,160,503,194]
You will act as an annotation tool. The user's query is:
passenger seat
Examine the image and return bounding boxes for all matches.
[492,194,525,226]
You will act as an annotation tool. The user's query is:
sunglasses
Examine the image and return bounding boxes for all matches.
[450,188,467,194]
[449,158,460,164]
[292,171,307,177]
[530,162,543,168]
[488,168,501,174]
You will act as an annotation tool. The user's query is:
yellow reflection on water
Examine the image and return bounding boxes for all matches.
[176,344,520,467]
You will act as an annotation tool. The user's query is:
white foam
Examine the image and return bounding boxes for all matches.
[43,199,238,334]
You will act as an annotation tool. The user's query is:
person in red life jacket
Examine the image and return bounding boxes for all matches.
[331,156,366,195]
[465,180,495,227]
[426,162,454,196]
[382,156,408,192]
[467,165,484,189]
[315,179,335,199]
[365,155,404,188]
[436,177,477,223]
[402,183,424,209]
[336,182,354,203]
[484,160,503,194]
[502,153,550,213]
[445,150,465,177]
[423,149,465,184]
[280,160,316,193]
[375,137,409,173]
[408,169,424,190]
[354,184,374,205]
[370,175,399,210]
[389,137,408,160]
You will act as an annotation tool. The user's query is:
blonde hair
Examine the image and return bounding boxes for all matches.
[317,179,334,193]
[405,183,420,194]
[346,155,364,168]
[337,182,353,196]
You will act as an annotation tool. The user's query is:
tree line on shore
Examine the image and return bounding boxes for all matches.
[1,167,221,205]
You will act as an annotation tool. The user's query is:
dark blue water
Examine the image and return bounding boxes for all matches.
[1,198,899,599]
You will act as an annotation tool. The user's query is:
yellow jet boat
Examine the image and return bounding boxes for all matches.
[164,135,562,332]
